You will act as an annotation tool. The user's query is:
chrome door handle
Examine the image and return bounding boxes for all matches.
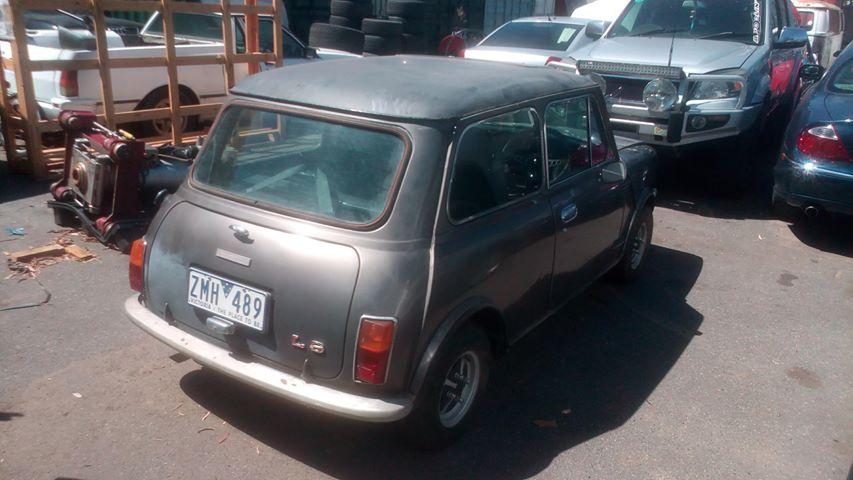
[560,204,578,223]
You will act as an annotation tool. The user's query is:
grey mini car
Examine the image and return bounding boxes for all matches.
[124,56,656,445]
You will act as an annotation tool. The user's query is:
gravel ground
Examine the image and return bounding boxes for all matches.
[0,161,851,480]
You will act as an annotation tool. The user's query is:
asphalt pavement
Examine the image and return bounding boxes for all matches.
[0,161,851,480]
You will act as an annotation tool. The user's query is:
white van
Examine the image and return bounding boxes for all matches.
[794,0,845,67]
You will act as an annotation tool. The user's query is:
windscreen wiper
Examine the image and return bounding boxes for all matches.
[628,27,688,37]
[697,31,749,39]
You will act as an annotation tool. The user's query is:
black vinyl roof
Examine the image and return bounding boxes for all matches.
[230,55,596,121]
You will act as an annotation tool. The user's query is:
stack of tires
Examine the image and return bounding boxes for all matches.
[308,0,373,55]
[386,0,432,53]
[361,18,403,55]
[308,23,365,54]
[329,0,372,28]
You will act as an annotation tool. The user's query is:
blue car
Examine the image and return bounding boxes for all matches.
[773,44,853,218]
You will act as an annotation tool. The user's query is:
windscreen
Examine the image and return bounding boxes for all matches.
[609,0,763,44]
[193,106,407,225]
[479,22,582,50]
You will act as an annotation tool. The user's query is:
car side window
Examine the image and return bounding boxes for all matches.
[828,10,842,34]
[545,97,590,185]
[448,108,542,222]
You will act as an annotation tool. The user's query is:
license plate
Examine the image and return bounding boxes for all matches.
[187,268,269,331]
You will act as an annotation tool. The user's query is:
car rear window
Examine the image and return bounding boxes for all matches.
[479,22,582,51]
[193,106,407,225]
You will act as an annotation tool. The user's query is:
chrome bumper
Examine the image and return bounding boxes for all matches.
[608,103,761,146]
[124,295,413,422]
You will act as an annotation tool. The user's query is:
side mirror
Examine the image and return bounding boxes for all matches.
[600,161,627,183]
[773,26,808,49]
[799,63,824,82]
[585,21,609,40]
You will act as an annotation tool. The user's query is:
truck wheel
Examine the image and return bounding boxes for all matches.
[404,325,491,449]
[609,206,653,283]
[135,87,199,139]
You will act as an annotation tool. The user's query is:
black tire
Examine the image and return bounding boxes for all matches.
[404,325,492,449]
[329,0,372,19]
[52,207,80,228]
[402,33,426,53]
[361,18,404,36]
[328,15,360,28]
[134,86,198,139]
[387,0,427,18]
[308,23,365,54]
[363,33,402,55]
[609,206,653,283]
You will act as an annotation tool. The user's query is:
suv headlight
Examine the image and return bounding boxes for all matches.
[643,78,678,112]
[690,79,744,100]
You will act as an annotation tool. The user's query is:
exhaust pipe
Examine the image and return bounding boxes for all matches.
[803,205,820,218]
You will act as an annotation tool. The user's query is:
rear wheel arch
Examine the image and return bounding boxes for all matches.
[408,301,507,396]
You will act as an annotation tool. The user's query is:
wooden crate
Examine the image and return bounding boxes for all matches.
[0,0,284,178]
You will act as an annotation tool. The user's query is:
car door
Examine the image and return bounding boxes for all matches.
[545,94,629,308]
[769,0,806,106]
[432,107,555,340]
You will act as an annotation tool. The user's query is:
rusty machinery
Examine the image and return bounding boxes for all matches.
[48,110,197,252]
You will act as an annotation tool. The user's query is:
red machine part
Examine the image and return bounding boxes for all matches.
[51,110,147,238]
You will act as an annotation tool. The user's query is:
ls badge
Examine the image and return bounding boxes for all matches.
[291,334,325,355]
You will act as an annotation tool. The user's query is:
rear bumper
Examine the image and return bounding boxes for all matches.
[124,295,413,422]
[773,154,853,216]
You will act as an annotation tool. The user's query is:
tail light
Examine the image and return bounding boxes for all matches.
[355,317,396,384]
[60,70,78,97]
[129,239,146,292]
[545,56,563,65]
[797,125,850,162]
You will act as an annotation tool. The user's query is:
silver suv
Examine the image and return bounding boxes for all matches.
[559,0,813,187]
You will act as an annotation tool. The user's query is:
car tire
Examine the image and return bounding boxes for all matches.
[308,23,365,54]
[329,0,372,19]
[609,206,653,283]
[134,86,198,139]
[387,0,427,19]
[361,18,404,37]
[329,15,360,28]
[404,325,492,449]
[363,34,402,55]
[388,15,426,35]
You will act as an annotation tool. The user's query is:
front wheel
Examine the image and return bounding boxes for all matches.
[609,206,653,283]
[404,325,492,449]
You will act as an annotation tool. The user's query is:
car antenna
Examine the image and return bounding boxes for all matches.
[667,29,676,67]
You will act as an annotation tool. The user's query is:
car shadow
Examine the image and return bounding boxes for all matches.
[179,244,704,480]
[787,217,853,258]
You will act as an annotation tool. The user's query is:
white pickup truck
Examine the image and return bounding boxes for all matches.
[2,11,353,137]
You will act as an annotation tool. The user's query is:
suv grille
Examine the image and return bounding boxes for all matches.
[604,77,680,104]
